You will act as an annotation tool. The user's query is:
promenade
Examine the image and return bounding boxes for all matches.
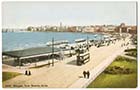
[3,37,132,88]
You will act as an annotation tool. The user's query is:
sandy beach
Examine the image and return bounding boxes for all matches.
[2,36,133,88]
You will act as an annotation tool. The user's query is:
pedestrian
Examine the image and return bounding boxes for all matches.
[87,70,90,79]
[29,70,31,76]
[25,70,28,75]
[83,71,86,78]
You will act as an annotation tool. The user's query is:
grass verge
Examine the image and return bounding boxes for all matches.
[87,56,137,88]
[2,72,22,82]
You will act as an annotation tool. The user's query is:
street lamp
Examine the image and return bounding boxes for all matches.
[87,36,89,51]
[52,38,54,66]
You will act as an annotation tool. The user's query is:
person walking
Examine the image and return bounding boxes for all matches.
[87,70,90,79]
[29,70,31,76]
[25,70,28,75]
[83,71,86,78]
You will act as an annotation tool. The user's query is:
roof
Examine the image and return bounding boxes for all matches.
[2,46,61,58]
[75,38,86,42]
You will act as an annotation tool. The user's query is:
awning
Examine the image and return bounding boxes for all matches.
[2,46,61,59]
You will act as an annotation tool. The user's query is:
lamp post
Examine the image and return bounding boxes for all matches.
[52,38,54,66]
[18,57,21,69]
[87,36,89,51]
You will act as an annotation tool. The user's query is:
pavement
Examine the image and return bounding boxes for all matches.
[69,46,127,88]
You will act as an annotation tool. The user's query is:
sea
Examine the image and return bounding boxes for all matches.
[2,32,104,51]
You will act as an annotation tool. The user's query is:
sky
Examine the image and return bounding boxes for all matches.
[2,1,137,28]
